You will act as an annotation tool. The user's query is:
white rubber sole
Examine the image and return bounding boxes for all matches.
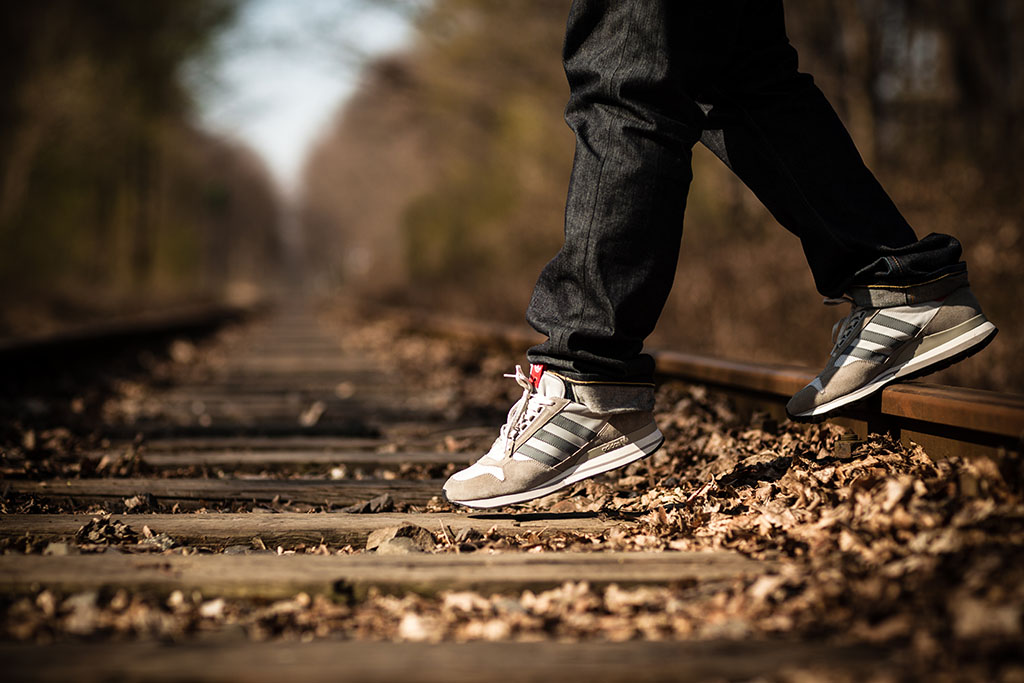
[792,318,997,419]
[448,427,664,509]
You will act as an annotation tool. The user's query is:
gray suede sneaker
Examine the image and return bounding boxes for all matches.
[442,365,663,509]
[787,286,997,421]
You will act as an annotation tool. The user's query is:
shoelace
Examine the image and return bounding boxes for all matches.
[824,295,870,354]
[492,365,555,458]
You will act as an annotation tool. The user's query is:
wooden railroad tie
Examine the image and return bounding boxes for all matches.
[0,640,891,683]
[0,551,767,599]
[0,512,619,549]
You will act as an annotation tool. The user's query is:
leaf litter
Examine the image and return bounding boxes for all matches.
[2,304,1022,680]
[5,382,1022,676]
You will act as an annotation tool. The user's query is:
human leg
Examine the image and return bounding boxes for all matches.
[696,0,967,303]
[446,0,722,507]
[524,0,709,402]
[696,1,995,418]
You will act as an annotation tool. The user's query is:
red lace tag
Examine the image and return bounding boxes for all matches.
[529,363,545,388]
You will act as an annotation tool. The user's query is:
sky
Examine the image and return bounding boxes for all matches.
[194,0,415,197]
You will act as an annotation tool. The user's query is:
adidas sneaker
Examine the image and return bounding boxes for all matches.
[787,286,997,420]
[442,364,663,509]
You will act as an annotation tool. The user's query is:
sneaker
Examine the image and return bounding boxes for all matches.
[442,364,663,509]
[787,286,997,420]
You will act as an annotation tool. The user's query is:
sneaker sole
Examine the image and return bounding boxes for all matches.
[787,316,998,422]
[445,425,664,509]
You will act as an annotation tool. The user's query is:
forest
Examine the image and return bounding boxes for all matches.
[2,1,1020,390]
[0,1,282,337]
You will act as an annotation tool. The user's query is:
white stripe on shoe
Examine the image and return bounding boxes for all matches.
[452,424,664,509]
[550,412,604,435]
[450,462,506,482]
[850,338,892,354]
[794,318,996,418]
[522,435,573,460]
[870,302,941,332]
[832,304,940,369]
[532,426,585,454]
[543,422,590,448]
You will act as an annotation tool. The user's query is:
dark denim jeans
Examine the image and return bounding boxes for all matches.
[526,0,967,394]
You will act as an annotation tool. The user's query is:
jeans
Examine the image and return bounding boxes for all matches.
[525,0,967,405]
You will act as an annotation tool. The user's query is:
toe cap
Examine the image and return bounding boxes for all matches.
[786,385,819,418]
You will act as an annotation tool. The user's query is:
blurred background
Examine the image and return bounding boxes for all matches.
[2,0,1021,391]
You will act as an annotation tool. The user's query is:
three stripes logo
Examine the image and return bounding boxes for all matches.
[515,412,602,467]
[833,303,940,368]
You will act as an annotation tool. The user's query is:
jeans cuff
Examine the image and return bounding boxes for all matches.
[549,373,656,413]
[846,271,969,307]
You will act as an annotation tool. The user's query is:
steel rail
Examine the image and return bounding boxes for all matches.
[0,303,255,358]
[421,314,1024,458]
[7,302,1017,458]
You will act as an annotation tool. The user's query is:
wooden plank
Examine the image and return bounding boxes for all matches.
[224,353,348,362]
[5,478,442,508]
[140,387,396,401]
[119,395,452,418]
[0,640,889,683]
[135,450,466,469]
[207,360,377,373]
[0,512,618,548]
[101,421,383,439]
[0,551,768,598]
[136,437,388,451]
[184,370,381,383]
[112,406,363,423]
[133,393,379,405]
[149,380,362,393]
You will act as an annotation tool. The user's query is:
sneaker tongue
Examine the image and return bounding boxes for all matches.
[536,370,567,399]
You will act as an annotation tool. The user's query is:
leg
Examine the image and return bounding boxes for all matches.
[695,1,995,420]
[699,0,966,305]
[444,0,726,507]
[525,0,709,398]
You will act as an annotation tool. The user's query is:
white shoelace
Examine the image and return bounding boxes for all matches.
[824,295,870,354]
[490,365,555,458]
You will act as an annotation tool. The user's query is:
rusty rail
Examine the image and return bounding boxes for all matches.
[0,303,263,394]
[421,314,1024,459]
[651,349,1024,458]
[0,303,255,359]
[8,301,1018,458]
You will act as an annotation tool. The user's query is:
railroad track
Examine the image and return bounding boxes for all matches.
[1,302,1022,681]
[426,314,1024,459]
